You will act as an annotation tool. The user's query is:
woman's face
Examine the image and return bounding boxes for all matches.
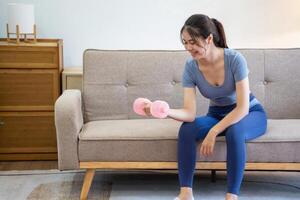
[181,30,208,59]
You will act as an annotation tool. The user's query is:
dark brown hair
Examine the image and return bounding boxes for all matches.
[180,14,228,48]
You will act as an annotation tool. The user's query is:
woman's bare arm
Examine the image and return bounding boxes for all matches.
[167,87,197,122]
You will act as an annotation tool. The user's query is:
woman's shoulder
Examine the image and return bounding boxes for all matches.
[185,57,196,70]
[224,48,244,60]
[186,57,195,65]
[225,48,244,59]
[225,48,247,65]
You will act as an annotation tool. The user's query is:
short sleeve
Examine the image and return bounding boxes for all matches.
[231,52,249,82]
[182,61,196,88]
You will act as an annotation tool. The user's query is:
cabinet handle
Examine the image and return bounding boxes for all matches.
[0,121,4,126]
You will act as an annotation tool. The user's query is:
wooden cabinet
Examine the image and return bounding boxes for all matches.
[0,39,63,160]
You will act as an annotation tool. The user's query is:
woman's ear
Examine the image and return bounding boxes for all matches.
[206,34,213,44]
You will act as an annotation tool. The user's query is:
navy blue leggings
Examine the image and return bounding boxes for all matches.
[177,103,267,195]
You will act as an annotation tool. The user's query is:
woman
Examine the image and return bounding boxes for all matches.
[145,14,267,200]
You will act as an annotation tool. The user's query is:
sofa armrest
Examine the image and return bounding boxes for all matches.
[54,89,84,170]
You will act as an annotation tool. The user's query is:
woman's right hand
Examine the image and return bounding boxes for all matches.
[143,102,152,116]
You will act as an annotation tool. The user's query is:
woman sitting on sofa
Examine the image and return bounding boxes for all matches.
[144,14,268,200]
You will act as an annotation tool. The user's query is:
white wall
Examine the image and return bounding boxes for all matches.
[1,0,300,67]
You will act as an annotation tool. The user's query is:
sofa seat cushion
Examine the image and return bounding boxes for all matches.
[79,119,181,140]
[78,119,300,162]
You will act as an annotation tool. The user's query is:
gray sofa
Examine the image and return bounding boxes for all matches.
[54,49,300,200]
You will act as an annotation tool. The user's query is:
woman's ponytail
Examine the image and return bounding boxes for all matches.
[211,18,228,48]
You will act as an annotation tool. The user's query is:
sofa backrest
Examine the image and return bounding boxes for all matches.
[82,49,300,122]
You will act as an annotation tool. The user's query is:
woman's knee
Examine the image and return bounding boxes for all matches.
[178,122,196,142]
[225,124,245,142]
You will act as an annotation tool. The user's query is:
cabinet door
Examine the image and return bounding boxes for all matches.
[0,46,58,69]
[0,69,59,111]
[0,112,57,160]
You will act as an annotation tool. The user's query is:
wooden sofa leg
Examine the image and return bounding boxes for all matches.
[80,169,96,200]
[211,170,216,183]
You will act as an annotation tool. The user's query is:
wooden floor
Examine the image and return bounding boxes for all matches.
[0,161,58,171]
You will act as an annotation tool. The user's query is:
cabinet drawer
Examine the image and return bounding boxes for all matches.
[0,69,59,111]
[0,112,57,156]
[0,46,58,69]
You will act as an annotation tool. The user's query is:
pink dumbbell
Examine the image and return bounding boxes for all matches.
[133,98,152,116]
[150,100,170,119]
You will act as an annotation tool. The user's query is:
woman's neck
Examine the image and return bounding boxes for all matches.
[197,46,224,69]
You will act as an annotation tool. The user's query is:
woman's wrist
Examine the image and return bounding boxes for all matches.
[210,127,220,136]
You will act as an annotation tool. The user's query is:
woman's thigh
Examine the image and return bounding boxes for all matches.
[179,116,220,141]
[226,109,267,141]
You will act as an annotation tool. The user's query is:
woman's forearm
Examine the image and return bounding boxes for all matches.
[211,107,248,136]
[167,106,247,130]
[167,108,195,122]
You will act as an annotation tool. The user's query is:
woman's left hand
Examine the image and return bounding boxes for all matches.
[200,130,217,157]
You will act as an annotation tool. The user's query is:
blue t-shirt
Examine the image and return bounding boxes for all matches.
[182,48,258,107]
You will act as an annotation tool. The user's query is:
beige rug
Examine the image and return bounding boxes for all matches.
[0,170,300,200]
[27,179,112,200]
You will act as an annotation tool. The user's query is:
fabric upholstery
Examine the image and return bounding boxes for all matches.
[54,90,83,170]
[78,119,300,162]
[264,49,300,118]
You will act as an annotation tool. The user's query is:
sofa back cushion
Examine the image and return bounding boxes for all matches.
[83,49,300,122]
[263,49,300,119]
